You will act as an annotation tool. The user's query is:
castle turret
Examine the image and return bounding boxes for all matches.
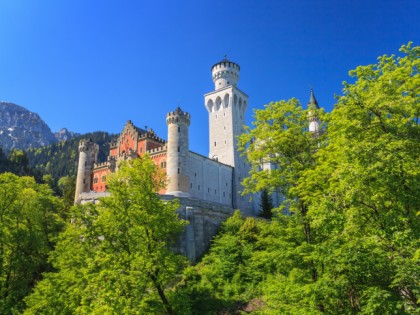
[211,56,240,90]
[166,107,190,196]
[308,88,321,134]
[74,138,99,203]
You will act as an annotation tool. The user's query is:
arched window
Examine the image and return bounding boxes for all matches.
[207,99,214,112]
[224,94,229,108]
[215,97,222,111]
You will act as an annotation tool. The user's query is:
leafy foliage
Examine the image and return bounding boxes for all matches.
[180,43,420,314]
[0,173,63,314]
[24,156,188,314]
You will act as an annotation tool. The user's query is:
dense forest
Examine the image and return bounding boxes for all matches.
[26,131,115,183]
[0,44,419,314]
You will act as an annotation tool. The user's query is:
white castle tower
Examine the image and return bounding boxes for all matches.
[308,88,321,134]
[74,138,99,203]
[204,57,252,214]
[166,106,191,196]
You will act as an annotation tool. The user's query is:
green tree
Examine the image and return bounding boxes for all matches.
[238,97,327,308]
[235,43,419,313]
[259,189,274,219]
[57,175,76,218]
[298,42,420,313]
[0,173,63,314]
[24,155,187,314]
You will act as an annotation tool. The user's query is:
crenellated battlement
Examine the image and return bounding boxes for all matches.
[166,107,191,126]
[148,144,167,154]
[79,138,99,153]
[138,130,167,143]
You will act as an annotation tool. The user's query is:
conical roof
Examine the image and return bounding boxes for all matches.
[308,88,320,109]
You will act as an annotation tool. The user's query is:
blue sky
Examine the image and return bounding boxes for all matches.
[0,0,418,155]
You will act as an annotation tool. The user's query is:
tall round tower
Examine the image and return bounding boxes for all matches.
[211,57,240,90]
[74,138,99,203]
[166,106,191,196]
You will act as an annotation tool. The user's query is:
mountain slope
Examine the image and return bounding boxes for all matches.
[0,101,57,151]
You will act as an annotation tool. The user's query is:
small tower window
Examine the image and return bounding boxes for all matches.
[177,168,180,174]
[177,146,180,152]
[178,127,180,132]
[85,162,87,166]
[214,142,216,147]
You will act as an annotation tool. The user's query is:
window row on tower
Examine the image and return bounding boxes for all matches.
[206,94,247,113]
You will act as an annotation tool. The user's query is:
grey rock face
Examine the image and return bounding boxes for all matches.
[0,101,57,151]
[54,128,79,142]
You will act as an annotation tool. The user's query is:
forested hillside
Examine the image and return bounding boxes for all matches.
[26,131,115,183]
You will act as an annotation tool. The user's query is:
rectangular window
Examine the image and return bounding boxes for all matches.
[178,146,180,152]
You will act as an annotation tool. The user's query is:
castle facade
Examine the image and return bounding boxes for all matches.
[75,58,261,215]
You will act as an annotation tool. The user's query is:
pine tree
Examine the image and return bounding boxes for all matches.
[259,189,273,219]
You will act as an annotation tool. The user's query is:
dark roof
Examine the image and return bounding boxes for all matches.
[308,88,320,109]
[134,126,148,135]
[211,56,240,71]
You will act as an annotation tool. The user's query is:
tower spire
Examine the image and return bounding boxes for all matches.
[309,88,319,109]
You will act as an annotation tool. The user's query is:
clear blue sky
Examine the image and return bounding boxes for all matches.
[0,0,418,155]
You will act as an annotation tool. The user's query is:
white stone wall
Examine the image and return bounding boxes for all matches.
[186,152,233,207]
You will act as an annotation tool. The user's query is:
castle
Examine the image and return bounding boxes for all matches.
[74,58,320,259]
[75,57,264,214]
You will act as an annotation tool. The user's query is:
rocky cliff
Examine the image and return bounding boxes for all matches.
[0,101,63,151]
[54,128,80,142]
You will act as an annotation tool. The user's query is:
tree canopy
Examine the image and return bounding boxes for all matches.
[24,156,187,314]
